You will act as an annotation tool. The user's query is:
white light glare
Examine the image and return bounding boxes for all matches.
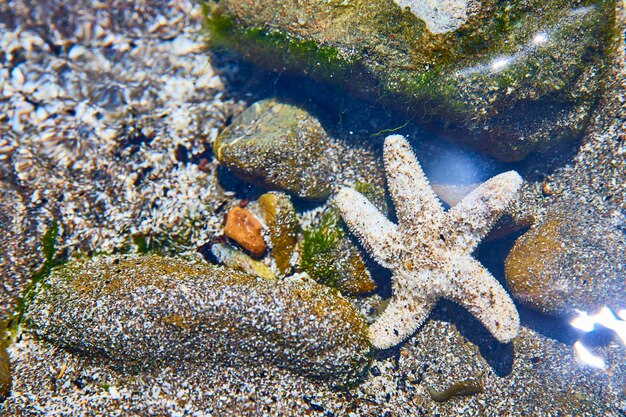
[570,306,626,345]
[596,307,626,344]
[490,57,511,71]
[573,341,606,370]
[532,32,548,45]
[570,310,596,332]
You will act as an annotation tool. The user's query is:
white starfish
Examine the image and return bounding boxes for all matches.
[333,135,522,349]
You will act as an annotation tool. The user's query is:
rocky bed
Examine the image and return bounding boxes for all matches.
[0,0,625,415]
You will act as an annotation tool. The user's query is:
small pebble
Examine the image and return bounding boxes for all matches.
[223,207,266,257]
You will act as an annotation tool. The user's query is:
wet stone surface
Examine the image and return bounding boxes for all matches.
[213,98,381,200]
[0,340,11,402]
[8,305,626,415]
[506,4,626,319]
[505,201,626,316]
[257,192,299,275]
[223,206,267,257]
[25,254,372,385]
[214,98,338,200]
[207,0,617,161]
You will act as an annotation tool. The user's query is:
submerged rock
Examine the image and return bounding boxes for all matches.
[257,192,299,275]
[300,208,377,295]
[503,4,626,318]
[25,255,372,385]
[223,206,267,257]
[505,202,626,316]
[214,98,337,200]
[213,98,383,200]
[206,0,616,161]
[0,339,11,402]
[211,242,276,280]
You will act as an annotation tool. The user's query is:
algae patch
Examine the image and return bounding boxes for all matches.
[300,211,377,295]
[8,221,64,340]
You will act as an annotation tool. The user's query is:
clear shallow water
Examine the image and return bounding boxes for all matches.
[1,0,625,415]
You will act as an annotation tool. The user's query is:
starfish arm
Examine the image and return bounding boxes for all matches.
[369,284,436,349]
[442,171,522,254]
[445,257,519,343]
[333,187,400,269]
[384,135,444,229]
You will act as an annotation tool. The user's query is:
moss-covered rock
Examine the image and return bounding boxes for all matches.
[300,210,376,295]
[505,202,626,316]
[25,255,372,385]
[214,98,337,200]
[258,192,299,275]
[206,0,616,161]
[299,182,387,295]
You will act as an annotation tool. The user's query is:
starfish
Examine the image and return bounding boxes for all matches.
[333,135,522,349]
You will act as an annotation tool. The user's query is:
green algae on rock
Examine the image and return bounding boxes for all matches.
[24,255,372,385]
[300,210,377,295]
[257,192,299,275]
[205,0,616,161]
[299,182,387,295]
[7,219,64,341]
[214,98,337,200]
[505,202,626,316]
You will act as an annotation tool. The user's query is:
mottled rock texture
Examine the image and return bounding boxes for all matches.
[0,183,41,320]
[505,201,626,316]
[25,255,372,385]
[0,340,11,401]
[257,192,299,275]
[214,98,338,200]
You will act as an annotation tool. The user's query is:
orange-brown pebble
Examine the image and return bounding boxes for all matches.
[541,180,553,196]
[224,207,266,257]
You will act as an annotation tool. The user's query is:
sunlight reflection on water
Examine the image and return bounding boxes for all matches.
[457,6,592,77]
[571,306,626,369]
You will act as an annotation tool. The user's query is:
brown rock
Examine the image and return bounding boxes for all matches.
[224,207,266,257]
[257,192,299,275]
[213,99,335,200]
[25,255,372,385]
[0,342,10,402]
[0,322,11,402]
[505,202,626,316]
